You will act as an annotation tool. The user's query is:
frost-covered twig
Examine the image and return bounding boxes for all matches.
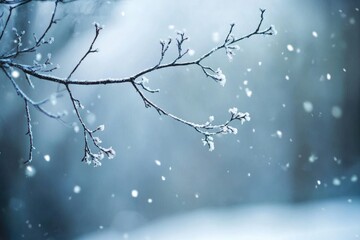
[24,99,34,164]
[65,84,115,167]
[0,1,273,165]
[132,82,251,151]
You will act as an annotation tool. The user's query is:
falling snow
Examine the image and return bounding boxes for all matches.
[50,94,57,105]
[287,44,294,52]
[332,178,341,186]
[35,53,42,61]
[86,113,96,125]
[25,166,36,177]
[326,73,331,80]
[73,125,80,133]
[351,175,358,182]
[131,190,138,198]
[303,101,313,113]
[331,106,342,118]
[73,185,81,194]
[44,155,50,162]
[245,88,252,97]
[308,154,318,163]
[212,32,220,42]
[11,70,20,78]
[188,49,195,56]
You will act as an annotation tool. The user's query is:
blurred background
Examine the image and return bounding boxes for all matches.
[0,0,359,239]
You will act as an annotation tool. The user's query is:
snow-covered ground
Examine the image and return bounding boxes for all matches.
[79,198,360,240]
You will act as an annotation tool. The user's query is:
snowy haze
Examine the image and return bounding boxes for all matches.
[0,0,359,239]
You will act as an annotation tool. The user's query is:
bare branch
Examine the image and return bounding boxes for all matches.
[0,0,273,165]
[24,99,34,164]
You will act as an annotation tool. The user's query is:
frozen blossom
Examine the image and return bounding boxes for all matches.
[93,137,102,144]
[202,136,215,152]
[48,37,54,44]
[227,126,238,135]
[269,25,278,35]
[222,126,238,135]
[241,114,251,124]
[228,108,251,124]
[96,124,105,131]
[102,147,116,159]
[215,68,226,87]
[225,45,240,61]
[228,107,239,115]
[208,140,215,152]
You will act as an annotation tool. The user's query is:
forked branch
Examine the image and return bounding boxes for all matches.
[0,1,274,166]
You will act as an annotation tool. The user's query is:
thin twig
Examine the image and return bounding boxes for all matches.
[67,23,102,80]
[24,99,34,164]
